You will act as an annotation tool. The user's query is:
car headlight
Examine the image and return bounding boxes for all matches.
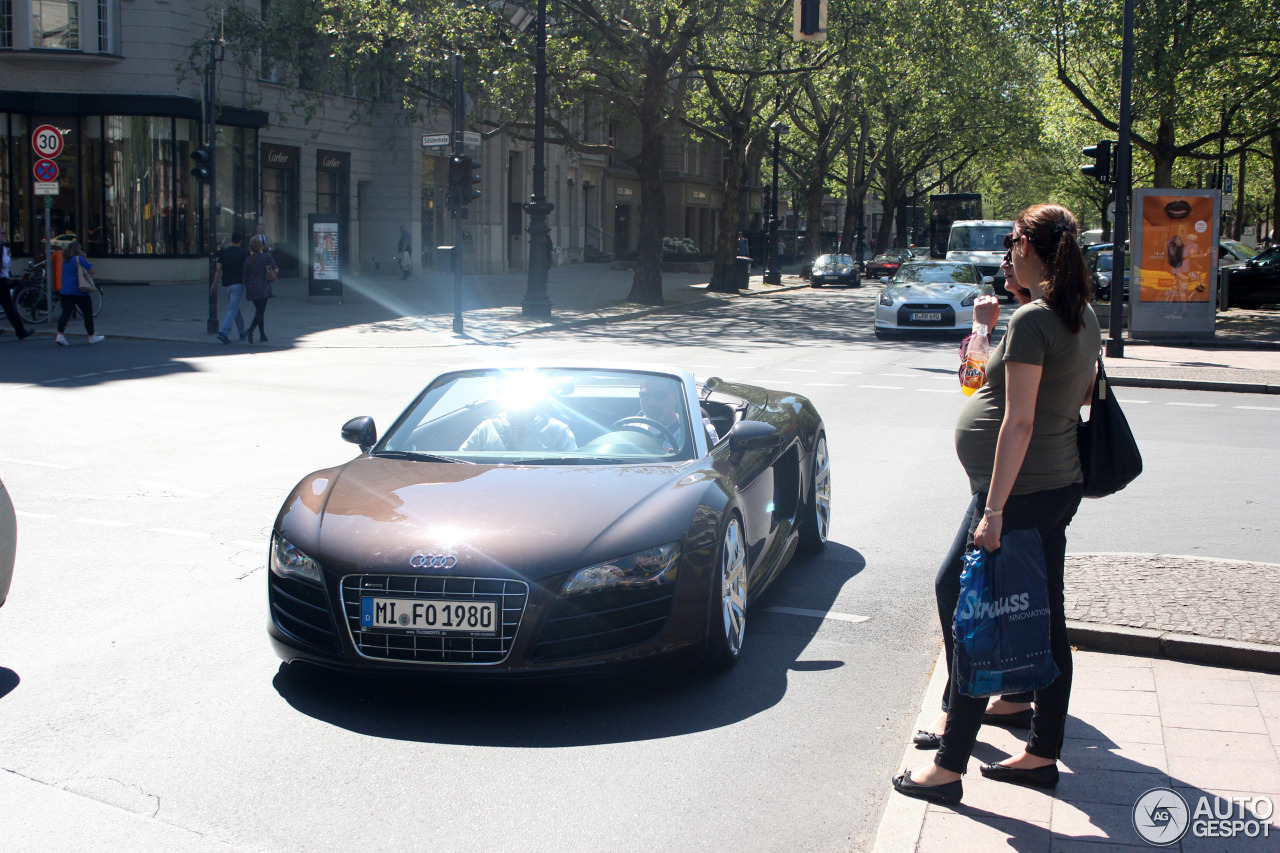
[270,532,323,584]
[837,266,851,274]
[961,296,975,307]
[560,542,681,597]
[879,291,894,306]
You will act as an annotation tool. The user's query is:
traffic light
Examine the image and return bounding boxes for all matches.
[446,154,481,210]
[1081,140,1113,184]
[190,146,213,183]
[794,0,827,41]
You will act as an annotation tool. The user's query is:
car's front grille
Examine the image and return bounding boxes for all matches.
[269,573,342,653]
[341,575,528,665]
[897,303,957,326]
[532,585,675,662]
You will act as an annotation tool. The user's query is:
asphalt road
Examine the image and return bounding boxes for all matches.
[1,287,1276,852]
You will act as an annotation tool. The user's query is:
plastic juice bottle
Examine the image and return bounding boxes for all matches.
[960,324,990,396]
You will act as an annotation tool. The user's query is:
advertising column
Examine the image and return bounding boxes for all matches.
[307,213,342,299]
[1129,188,1220,339]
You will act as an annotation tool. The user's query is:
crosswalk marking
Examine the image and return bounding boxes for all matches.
[767,606,870,624]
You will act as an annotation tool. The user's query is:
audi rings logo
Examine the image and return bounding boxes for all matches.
[410,553,458,570]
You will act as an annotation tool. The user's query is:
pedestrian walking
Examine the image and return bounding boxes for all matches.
[211,232,249,344]
[893,203,1100,805]
[243,236,279,344]
[54,241,103,346]
[0,228,33,341]
[737,232,749,258]
[397,225,412,279]
[255,222,273,253]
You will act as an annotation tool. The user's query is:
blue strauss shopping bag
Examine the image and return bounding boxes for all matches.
[953,528,1060,698]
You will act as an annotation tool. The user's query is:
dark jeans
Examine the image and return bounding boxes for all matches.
[934,483,1083,775]
[246,298,269,339]
[0,279,29,335]
[935,493,1034,713]
[56,293,94,335]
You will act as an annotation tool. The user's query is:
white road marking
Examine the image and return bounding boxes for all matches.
[1121,400,1152,404]
[830,370,864,375]
[1236,405,1280,411]
[859,384,903,390]
[146,527,213,539]
[767,606,870,624]
[14,510,57,519]
[74,519,132,528]
[0,458,72,470]
[1166,402,1216,408]
[136,481,212,499]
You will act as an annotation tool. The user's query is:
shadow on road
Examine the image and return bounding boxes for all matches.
[271,542,865,747]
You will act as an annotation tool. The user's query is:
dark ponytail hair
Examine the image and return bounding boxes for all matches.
[1015,203,1091,333]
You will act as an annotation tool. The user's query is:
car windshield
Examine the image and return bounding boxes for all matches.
[871,254,898,263]
[1094,252,1131,272]
[815,254,853,266]
[1221,240,1257,260]
[895,263,977,284]
[948,225,1009,252]
[378,368,695,464]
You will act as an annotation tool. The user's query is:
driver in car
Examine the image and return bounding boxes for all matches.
[460,403,576,452]
[620,378,717,454]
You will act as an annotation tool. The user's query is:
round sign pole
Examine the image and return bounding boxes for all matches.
[31,124,64,159]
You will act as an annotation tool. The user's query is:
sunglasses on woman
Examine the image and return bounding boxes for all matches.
[1002,232,1026,250]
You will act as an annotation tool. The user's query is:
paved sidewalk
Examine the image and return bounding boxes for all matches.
[7,264,1279,390]
[874,649,1280,853]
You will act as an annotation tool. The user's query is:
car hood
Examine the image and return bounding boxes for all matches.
[947,251,1003,265]
[885,281,978,301]
[277,455,706,582]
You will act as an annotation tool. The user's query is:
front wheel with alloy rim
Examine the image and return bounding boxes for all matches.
[798,433,831,552]
[704,514,748,668]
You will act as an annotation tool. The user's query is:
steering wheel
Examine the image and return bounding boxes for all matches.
[610,416,680,451]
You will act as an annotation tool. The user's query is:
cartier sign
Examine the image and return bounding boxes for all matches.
[318,150,349,171]
[262,144,298,169]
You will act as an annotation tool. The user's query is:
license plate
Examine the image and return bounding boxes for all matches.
[911,312,942,322]
[360,597,497,635]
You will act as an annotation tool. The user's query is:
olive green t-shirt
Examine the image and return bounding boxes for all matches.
[955,300,1101,495]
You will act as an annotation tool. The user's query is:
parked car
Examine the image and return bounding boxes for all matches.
[267,364,831,675]
[874,261,994,335]
[907,247,932,259]
[865,252,909,279]
[1225,245,1280,308]
[810,253,861,287]
[0,475,14,608]
[1085,243,1130,302]
[1219,239,1257,268]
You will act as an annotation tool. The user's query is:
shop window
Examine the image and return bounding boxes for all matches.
[1,0,13,48]
[32,0,78,50]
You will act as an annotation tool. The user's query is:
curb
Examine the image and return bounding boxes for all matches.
[1067,620,1280,673]
[1107,375,1280,394]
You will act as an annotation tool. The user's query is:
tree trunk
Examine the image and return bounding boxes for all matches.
[1152,117,1177,187]
[709,126,750,292]
[804,157,827,262]
[1271,130,1280,242]
[626,129,666,305]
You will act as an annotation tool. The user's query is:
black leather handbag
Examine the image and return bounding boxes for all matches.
[1078,358,1143,498]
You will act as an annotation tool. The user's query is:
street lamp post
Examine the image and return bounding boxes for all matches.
[521,0,553,318]
[764,121,788,286]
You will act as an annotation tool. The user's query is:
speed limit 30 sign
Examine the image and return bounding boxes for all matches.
[32,124,64,159]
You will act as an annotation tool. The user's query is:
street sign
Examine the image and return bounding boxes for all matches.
[459,131,481,148]
[1224,174,1234,195]
[422,133,451,148]
[33,159,59,182]
[33,181,59,196]
[32,124,64,159]
[1223,195,1234,212]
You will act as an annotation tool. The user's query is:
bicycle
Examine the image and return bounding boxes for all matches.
[13,261,103,324]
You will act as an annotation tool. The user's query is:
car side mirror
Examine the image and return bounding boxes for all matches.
[341,416,377,451]
[729,420,780,453]
[981,276,995,285]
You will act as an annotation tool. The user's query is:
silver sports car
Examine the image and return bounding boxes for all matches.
[874,261,994,335]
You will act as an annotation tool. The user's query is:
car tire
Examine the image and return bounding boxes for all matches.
[704,513,747,669]
[798,433,830,554]
[811,279,824,288]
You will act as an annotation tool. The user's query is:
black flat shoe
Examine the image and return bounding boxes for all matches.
[982,708,1034,728]
[892,770,963,804]
[912,730,942,750]
[979,761,1059,788]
